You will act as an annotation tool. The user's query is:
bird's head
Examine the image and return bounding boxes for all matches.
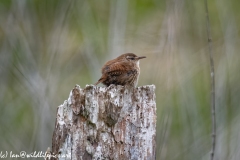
[118,53,146,63]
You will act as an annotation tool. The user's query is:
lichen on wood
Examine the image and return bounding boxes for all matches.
[51,84,156,160]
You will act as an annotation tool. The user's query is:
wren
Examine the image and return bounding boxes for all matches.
[94,53,146,87]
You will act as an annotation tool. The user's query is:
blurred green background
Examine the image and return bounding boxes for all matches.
[0,0,240,159]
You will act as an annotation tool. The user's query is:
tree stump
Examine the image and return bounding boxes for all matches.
[51,84,156,160]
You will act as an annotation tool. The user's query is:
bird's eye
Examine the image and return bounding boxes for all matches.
[127,56,135,60]
[127,57,134,60]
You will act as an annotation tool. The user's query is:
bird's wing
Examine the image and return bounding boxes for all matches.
[102,61,130,76]
[95,62,126,86]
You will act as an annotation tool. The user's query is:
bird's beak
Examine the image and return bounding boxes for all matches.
[137,56,146,60]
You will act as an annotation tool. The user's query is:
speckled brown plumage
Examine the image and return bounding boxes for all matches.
[95,53,146,87]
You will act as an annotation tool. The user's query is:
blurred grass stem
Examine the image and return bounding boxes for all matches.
[204,0,216,160]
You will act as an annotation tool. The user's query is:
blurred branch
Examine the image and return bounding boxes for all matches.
[204,0,216,160]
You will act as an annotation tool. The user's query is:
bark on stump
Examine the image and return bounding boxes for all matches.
[51,84,156,160]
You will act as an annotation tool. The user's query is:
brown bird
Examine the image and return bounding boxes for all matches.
[95,53,146,87]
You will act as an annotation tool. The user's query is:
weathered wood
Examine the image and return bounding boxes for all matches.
[51,84,156,160]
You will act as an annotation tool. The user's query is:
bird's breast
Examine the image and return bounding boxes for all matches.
[136,61,140,68]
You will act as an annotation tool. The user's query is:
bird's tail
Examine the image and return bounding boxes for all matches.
[94,78,104,85]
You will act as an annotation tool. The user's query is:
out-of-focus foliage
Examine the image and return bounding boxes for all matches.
[0,0,240,159]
